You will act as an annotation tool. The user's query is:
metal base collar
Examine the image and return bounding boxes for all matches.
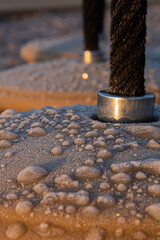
[80,50,105,64]
[97,91,155,123]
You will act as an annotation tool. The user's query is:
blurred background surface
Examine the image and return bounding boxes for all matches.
[0,0,159,71]
[0,0,158,12]
[0,0,81,12]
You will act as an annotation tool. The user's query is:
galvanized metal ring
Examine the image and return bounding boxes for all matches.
[97,91,155,123]
[80,50,105,64]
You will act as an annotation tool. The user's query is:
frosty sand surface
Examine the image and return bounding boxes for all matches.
[0,105,160,239]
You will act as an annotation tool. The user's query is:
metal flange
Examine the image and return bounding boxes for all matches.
[80,50,105,64]
[97,91,155,123]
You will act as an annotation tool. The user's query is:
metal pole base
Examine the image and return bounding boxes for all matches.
[97,91,155,123]
[80,50,105,64]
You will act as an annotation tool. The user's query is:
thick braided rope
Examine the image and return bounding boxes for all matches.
[82,0,100,51]
[108,0,147,96]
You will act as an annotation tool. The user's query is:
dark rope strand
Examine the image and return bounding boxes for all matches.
[98,0,105,35]
[108,0,147,96]
[82,0,100,51]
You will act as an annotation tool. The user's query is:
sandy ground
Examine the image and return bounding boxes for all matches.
[0,105,160,239]
[0,5,160,240]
